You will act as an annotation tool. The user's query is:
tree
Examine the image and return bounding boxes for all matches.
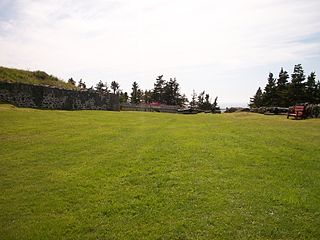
[190,90,197,109]
[203,93,213,110]
[262,72,277,106]
[197,91,205,110]
[130,81,142,104]
[316,81,320,103]
[212,96,219,111]
[275,68,289,107]
[163,77,183,105]
[110,81,120,94]
[78,79,86,89]
[104,82,110,93]
[152,75,165,103]
[78,79,83,88]
[68,77,76,86]
[119,91,129,103]
[250,87,263,108]
[288,64,306,105]
[179,94,188,107]
[250,64,318,107]
[144,90,153,104]
[306,72,317,103]
[95,80,105,93]
[197,91,215,110]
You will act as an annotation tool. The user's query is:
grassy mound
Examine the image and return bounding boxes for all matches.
[0,66,78,90]
[0,104,319,239]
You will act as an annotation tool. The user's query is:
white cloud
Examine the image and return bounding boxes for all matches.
[0,0,320,104]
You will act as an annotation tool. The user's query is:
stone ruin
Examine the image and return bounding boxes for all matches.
[0,82,120,111]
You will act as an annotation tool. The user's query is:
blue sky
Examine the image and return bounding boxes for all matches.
[0,0,319,106]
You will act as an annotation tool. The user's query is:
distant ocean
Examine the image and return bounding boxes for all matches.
[219,102,248,109]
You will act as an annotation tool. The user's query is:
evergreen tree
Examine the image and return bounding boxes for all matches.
[190,90,197,109]
[169,78,186,106]
[306,72,317,103]
[78,79,86,89]
[130,81,142,104]
[288,64,306,105]
[144,90,153,104]
[119,91,129,103]
[68,77,76,86]
[316,81,320,103]
[212,97,219,111]
[163,78,174,105]
[110,81,120,94]
[152,75,165,103]
[169,78,180,105]
[180,94,188,107]
[262,72,277,106]
[78,79,83,88]
[95,80,105,92]
[203,93,212,110]
[250,87,263,108]
[276,68,289,107]
[104,82,110,93]
[197,91,205,110]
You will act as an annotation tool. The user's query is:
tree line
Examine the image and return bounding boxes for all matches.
[250,64,320,108]
[68,75,219,109]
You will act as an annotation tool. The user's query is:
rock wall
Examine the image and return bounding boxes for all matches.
[0,82,119,111]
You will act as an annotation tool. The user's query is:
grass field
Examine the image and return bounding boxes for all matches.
[0,104,319,239]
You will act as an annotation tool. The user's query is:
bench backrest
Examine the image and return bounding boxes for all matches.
[294,105,305,112]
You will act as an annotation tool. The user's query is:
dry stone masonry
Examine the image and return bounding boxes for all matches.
[0,82,120,111]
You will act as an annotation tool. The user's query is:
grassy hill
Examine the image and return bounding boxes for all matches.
[0,66,78,90]
[0,104,319,239]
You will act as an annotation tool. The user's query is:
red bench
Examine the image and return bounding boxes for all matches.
[287,105,306,120]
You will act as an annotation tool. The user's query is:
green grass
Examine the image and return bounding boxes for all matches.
[0,104,319,239]
[0,66,78,90]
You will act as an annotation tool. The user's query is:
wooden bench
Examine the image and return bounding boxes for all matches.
[287,105,306,119]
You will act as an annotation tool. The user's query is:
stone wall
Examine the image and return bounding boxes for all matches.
[0,82,119,111]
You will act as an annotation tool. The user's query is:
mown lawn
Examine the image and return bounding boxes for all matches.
[0,104,319,239]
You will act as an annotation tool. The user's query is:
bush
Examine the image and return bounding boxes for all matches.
[33,71,49,80]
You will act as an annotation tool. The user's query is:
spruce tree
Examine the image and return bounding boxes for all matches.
[316,81,320,103]
[288,64,306,105]
[262,73,277,106]
[110,81,120,94]
[144,90,153,104]
[68,77,76,86]
[163,78,174,105]
[197,91,205,110]
[162,77,184,106]
[250,87,263,108]
[119,91,129,103]
[203,94,212,110]
[104,82,110,93]
[130,81,142,104]
[190,90,197,109]
[212,97,219,111]
[152,75,165,103]
[306,72,317,103]
[95,80,105,93]
[276,68,289,107]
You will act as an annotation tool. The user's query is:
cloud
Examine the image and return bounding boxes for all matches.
[0,0,319,104]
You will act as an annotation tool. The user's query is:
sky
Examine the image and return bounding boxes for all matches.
[0,0,320,107]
